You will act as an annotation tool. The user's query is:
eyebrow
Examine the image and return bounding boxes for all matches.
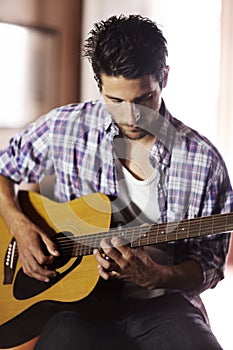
[104,91,154,102]
[104,94,123,101]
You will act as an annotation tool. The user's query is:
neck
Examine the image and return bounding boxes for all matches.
[114,135,155,180]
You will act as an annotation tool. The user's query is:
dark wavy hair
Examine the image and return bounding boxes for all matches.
[83,14,168,90]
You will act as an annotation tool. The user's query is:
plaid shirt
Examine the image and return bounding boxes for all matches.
[0,99,232,322]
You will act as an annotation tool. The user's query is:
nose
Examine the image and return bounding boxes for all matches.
[126,102,140,125]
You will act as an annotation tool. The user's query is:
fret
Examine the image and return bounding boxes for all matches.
[178,221,188,239]
[129,227,135,247]
[180,224,188,239]
[146,226,150,246]
[175,223,178,240]
[127,227,135,246]
[73,240,79,257]
[165,223,168,242]
[156,223,160,244]
[157,222,167,243]
[131,228,137,248]
[225,213,229,232]
[139,226,149,246]
[211,215,214,235]
[78,238,85,256]
[187,218,190,238]
[201,216,210,237]
[198,217,202,237]
[226,212,233,231]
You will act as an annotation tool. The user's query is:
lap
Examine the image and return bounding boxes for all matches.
[34,292,222,350]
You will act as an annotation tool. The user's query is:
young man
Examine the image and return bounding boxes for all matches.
[0,14,232,350]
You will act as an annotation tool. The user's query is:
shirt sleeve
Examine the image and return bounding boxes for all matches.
[0,111,55,184]
[166,157,233,296]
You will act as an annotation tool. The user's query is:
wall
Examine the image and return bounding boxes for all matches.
[0,0,82,106]
[0,0,82,149]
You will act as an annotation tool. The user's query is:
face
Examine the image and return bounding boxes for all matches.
[101,73,168,140]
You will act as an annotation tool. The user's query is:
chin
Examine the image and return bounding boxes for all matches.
[124,131,147,140]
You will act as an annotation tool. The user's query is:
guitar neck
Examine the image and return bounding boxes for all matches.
[62,212,233,258]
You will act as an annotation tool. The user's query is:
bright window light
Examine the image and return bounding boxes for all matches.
[0,23,59,128]
[0,23,29,127]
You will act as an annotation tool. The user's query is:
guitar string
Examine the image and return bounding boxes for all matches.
[12,213,233,256]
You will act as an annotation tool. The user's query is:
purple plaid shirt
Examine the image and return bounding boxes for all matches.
[0,99,232,322]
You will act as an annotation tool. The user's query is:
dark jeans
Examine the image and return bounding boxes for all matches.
[34,290,222,350]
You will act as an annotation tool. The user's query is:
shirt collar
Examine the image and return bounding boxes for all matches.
[102,104,120,138]
[150,100,177,167]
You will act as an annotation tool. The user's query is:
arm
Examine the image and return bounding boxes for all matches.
[0,175,59,282]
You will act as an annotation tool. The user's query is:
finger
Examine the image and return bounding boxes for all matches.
[100,238,124,262]
[97,263,110,280]
[41,233,60,257]
[111,236,132,257]
[25,240,56,267]
[93,249,113,270]
[22,258,57,282]
[97,263,121,280]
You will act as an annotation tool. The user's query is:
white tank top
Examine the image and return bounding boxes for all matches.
[111,158,160,227]
[111,158,167,299]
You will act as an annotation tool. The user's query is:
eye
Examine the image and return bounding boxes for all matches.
[106,97,124,104]
[142,93,154,101]
[135,93,153,104]
[111,99,123,104]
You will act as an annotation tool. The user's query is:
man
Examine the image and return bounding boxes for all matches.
[0,14,232,350]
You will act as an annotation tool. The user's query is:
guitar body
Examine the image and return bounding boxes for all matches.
[0,191,111,349]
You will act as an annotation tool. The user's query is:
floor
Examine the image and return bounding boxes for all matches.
[202,267,233,350]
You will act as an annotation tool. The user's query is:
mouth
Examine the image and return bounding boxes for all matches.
[125,125,141,131]
[120,123,144,130]
[118,124,148,140]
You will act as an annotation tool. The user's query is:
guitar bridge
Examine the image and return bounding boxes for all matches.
[3,238,18,285]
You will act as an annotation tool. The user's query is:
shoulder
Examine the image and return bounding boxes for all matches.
[161,108,229,182]
[45,100,110,145]
[168,112,224,165]
[49,100,107,125]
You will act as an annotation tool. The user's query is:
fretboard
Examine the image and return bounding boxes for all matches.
[56,212,233,257]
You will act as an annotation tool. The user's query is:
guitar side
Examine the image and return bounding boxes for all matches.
[0,191,111,349]
[0,337,39,350]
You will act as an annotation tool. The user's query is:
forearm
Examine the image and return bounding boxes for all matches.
[157,259,203,292]
[163,234,230,294]
[0,175,26,232]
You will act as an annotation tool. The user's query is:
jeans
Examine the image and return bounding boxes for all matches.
[34,291,222,350]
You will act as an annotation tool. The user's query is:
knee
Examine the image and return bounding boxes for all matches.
[34,310,95,350]
[45,310,88,333]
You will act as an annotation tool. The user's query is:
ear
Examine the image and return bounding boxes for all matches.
[162,65,170,88]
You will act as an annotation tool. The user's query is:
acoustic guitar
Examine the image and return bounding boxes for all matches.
[0,191,232,350]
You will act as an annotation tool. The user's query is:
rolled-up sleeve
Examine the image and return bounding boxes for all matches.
[170,160,233,296]
[0,113,54,184]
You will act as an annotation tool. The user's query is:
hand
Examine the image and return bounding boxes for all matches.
[93,236,163,289]
[10,213,60,282]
